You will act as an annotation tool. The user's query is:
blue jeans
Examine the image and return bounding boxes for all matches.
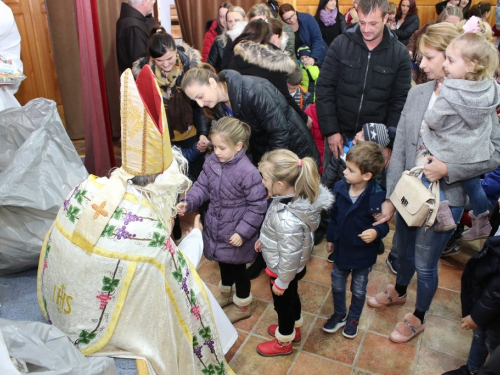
[467,327,500,372]
[395,204,463,311]
[421,174,446,202]
[331,265,371,321]
[462,177,491,215]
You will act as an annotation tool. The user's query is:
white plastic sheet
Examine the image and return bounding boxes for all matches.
[0,319,116,375]
[0,99,88,274]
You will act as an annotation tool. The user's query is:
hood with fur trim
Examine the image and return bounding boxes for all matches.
[233,40,296,74]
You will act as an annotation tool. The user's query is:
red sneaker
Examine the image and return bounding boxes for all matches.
[267,325,301,342]
[257,338,293,357]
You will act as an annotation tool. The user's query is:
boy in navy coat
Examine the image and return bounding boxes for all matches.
[323,142,389,338]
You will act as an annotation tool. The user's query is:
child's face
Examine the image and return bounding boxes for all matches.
[443,45,473,79]
[353,129,366,144]
[388,14,396,23]
[300,55,309,64]
[343,160,371,185]
[287,83,299,95]
[261,170,275,199]
[211,134,241,163]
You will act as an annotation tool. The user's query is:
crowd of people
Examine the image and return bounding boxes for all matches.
[38,0,500,373]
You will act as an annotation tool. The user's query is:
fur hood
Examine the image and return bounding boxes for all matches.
[284,185,334,230]
[131,43,201,79]
[233,40,296,74]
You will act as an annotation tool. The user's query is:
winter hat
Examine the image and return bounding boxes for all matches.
[297,45,312,58]
[362,123,390,147]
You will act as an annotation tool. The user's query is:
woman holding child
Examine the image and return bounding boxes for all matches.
[370,21,500,343]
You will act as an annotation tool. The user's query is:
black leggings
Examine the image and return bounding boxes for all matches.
[271,267,306,336]
[219,262,251,298]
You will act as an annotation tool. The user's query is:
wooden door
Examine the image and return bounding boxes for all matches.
[5,0,64,122]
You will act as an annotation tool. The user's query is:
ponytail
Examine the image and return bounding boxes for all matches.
[258,149,320,203]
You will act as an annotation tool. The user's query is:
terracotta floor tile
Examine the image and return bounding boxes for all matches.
[302,317,363,365]
[421,315,473,360]
[366,270,386,296]
[303,256,333,286]
[355,332,417,374]
[250,272,273,302]
[229,335,298,374]
[232,299,269,333]
[225,331,248,363]
[298,280,330,315]
[382,230,394,249]
[414,348,466,375]
[438,263,464,292]
[289,352,351,375]
[372,251,392,273]
[196,259,221,286]
[428,287,462,321]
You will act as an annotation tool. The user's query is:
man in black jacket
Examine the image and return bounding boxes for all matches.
[316,0,411,165]
[116,0,158,74]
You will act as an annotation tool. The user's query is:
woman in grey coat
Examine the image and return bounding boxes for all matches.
[367,22,500,344]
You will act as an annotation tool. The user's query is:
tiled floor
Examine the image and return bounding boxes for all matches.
[193,221,483,375]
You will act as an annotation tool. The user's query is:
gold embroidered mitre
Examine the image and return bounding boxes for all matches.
[120,65,173,176]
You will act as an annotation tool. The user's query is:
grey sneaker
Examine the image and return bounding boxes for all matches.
[441,243,461,258]
[386,253,397,274]
[327,252,335,263]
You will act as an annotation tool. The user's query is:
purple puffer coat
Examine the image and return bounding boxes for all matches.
[183,150,268,264]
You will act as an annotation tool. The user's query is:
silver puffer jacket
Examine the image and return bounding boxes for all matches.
[260,185,334,289]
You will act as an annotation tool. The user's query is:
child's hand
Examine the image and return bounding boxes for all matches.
[306,116,313,129]
[184,214,203,236]
[254,239,262,252]
[326,242,333,253]
[176,202,187,216]
[229,233,243,247]
[461,315,478,330]
[359,229,377,243]
[272,284,284,296]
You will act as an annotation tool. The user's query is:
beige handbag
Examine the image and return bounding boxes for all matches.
[390,166,440,229]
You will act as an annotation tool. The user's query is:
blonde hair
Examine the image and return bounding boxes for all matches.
[388,2,397,15]
[258,149,320,203]
[248,3,272,20]
[345,142,385,177]
[210,117,251,150]
[418,22,461,56]
[447,32,498,80]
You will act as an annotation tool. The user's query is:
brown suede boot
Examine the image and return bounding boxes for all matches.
[434,200,457,232]
[223,294,252,324]
[462,210,492,241]
[215,281,234,308]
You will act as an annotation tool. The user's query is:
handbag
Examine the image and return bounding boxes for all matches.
[390,166,440,229]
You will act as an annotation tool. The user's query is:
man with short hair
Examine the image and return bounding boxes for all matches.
[316,0,411,164]
[116,0,158,74]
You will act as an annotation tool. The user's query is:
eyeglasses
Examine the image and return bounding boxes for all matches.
[283,12,296,23]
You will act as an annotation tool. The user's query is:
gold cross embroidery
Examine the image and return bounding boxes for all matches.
[91,201,108,220]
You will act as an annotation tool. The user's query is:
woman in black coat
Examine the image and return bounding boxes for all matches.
[314,0,347,47]
[228,19,312,127]
[391,0,419,46]
[181,66,320,166]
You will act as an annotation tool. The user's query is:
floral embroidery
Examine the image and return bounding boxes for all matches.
[74,261,121,348]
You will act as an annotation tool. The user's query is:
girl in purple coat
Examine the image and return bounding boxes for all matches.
[177,117,268,324]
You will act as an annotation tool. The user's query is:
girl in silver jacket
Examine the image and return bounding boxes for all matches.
[255,149,334,357]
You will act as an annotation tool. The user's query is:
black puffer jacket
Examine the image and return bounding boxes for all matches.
[316,24,412,139]
[461,235,500,333]
[215,70,320,165]
[229,41,308,123]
